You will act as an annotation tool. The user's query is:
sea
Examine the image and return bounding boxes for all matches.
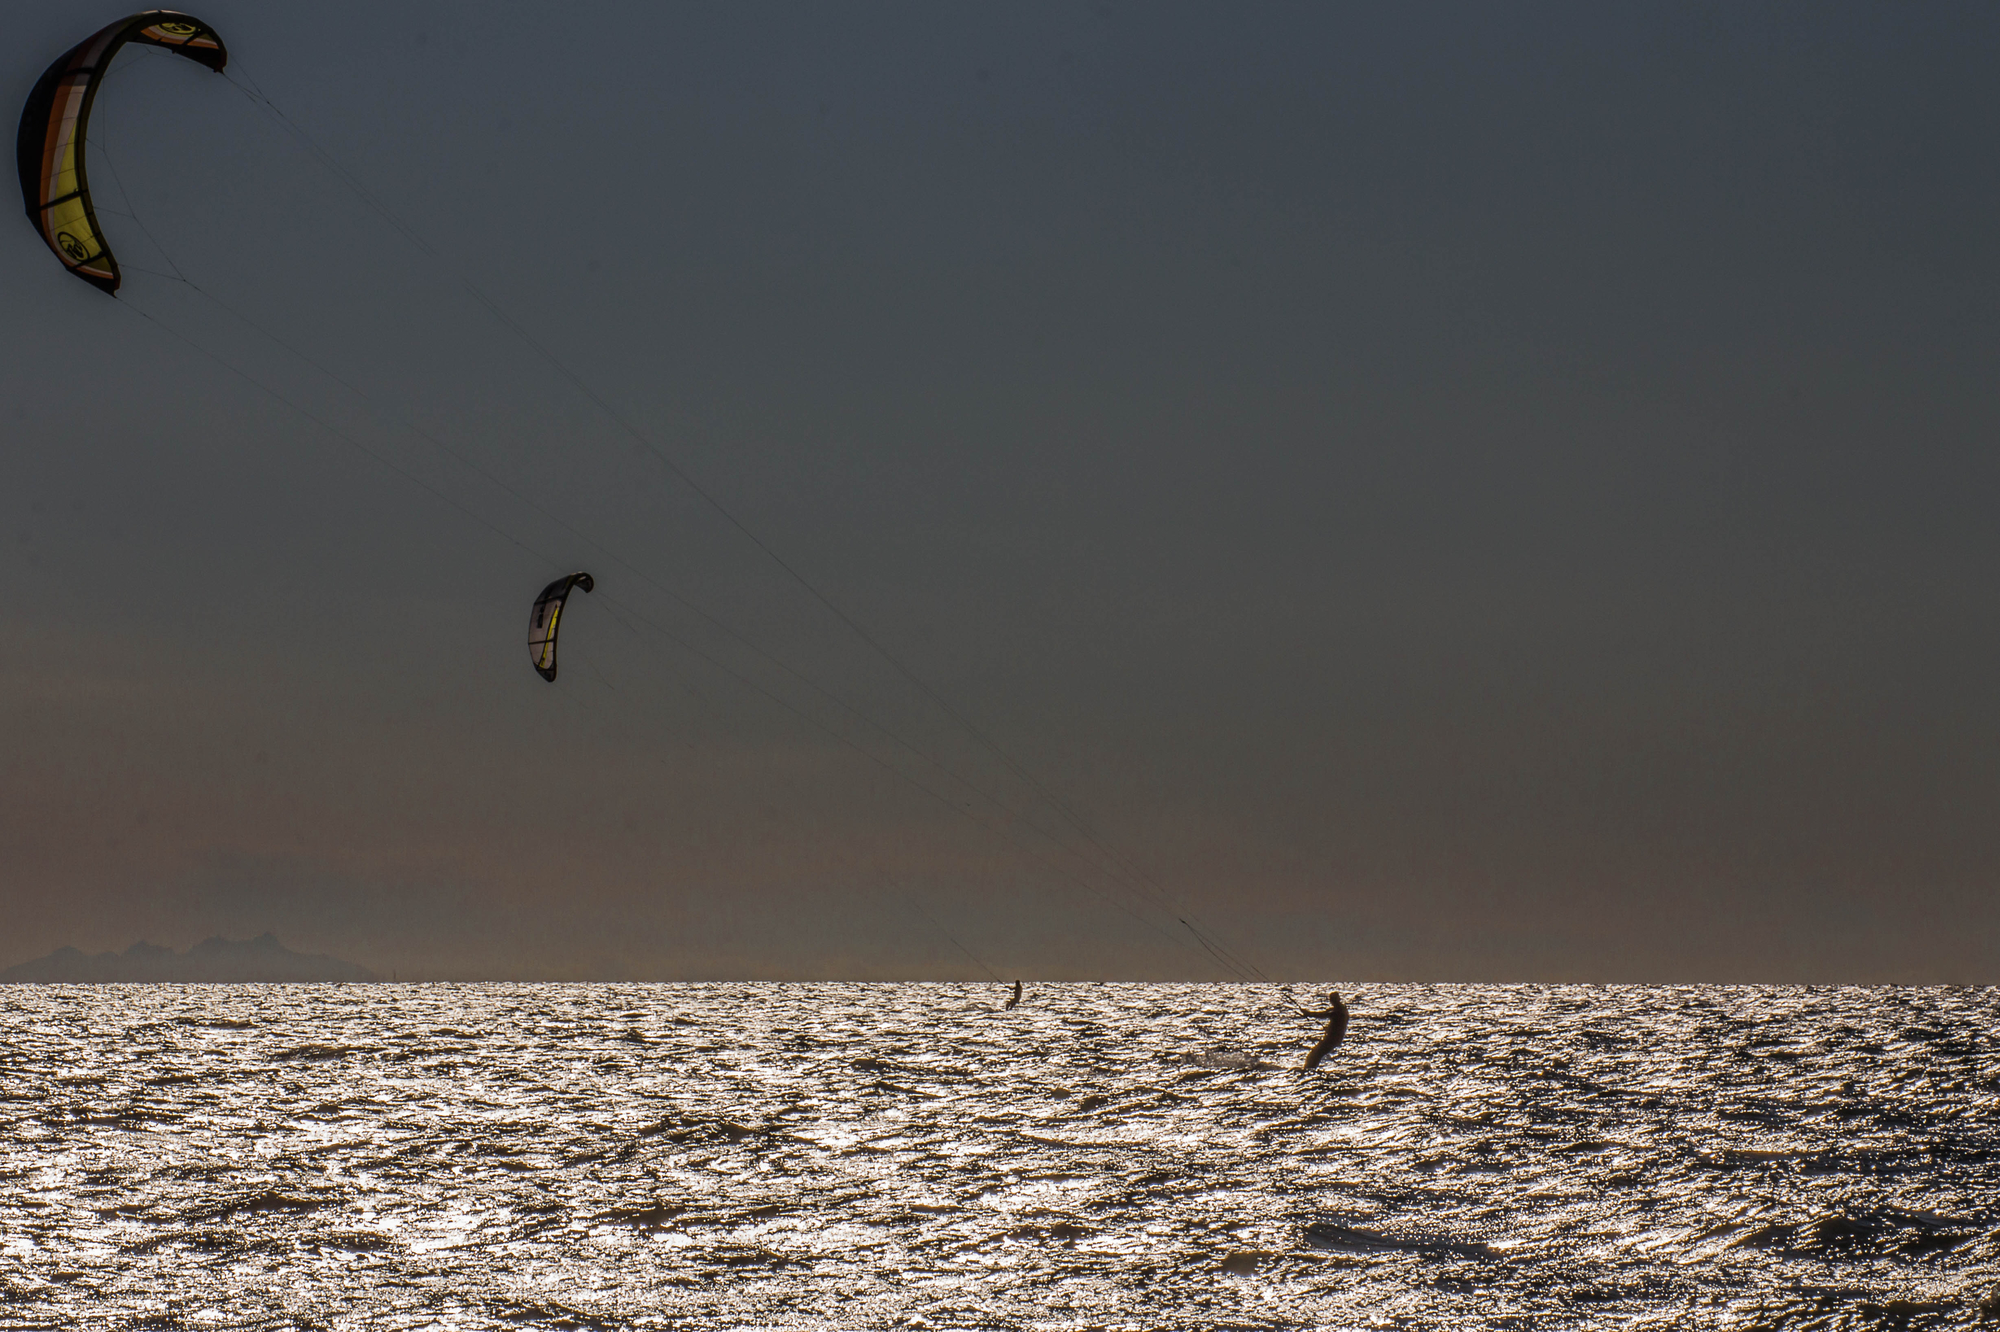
[2,983,1995,1330]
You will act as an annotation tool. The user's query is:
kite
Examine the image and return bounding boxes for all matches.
[17,11,227,294]
[529,573,594,682]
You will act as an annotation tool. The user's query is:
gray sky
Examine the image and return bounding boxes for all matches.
[5,1,1999,981]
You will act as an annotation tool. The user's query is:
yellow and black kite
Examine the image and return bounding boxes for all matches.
[17,11,226,294]
[529,573,594,682]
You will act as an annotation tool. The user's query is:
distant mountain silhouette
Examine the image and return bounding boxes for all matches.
[0,934,375,983]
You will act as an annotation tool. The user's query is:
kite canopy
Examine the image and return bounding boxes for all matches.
[529,573,594,682]
[17,11,226,294]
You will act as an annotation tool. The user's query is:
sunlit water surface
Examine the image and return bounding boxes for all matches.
[2,984,1997,1329]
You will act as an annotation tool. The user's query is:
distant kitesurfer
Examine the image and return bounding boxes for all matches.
[1004,980,1023,1010]
[1302,991,1348,1070]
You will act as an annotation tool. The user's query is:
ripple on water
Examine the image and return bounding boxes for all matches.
[0,983,1996,1328]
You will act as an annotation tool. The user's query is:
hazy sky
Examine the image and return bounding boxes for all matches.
[5,1,1999,981]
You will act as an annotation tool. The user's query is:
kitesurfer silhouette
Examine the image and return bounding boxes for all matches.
[1004,980,1023,1010]
[1302,991,1348,1070]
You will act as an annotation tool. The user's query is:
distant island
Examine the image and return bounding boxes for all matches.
[0,934,375,983]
